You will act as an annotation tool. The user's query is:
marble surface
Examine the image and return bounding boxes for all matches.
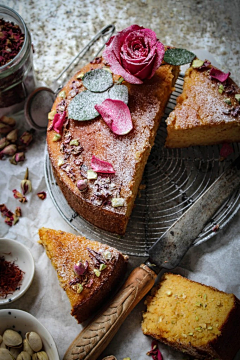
[0,1,240,360]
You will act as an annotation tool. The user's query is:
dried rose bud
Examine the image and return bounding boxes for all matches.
[12,189,27,203]
[0,204,14,218]
[0,122,12,134]
[76,179,88,191]
[6,128,18,142]
[74,260,89,276]
[0,137,10,150]
[12,215,19,225]
[5,217,13,226]
[0,115,16,127]
[37,191,47,200]
[19,131,33,146]
[21,179,32,195]
[0,144,17,158]
[15,207,22,217]
[15,152,25,162]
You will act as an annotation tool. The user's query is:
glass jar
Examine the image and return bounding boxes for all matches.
[0,5,37,117]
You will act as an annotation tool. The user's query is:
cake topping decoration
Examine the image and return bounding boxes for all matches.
[74,261,88,276]
[53,133,61,142]
[163,48,195,65]
[103,24,165,84]
[87,169,98,179]
[209,67,230,83]
[235,94,240,102]
[192,59,211,70]
[91,155,115,174]
[95,99,133,135]
[82,68,113,92]
[12,189,27,203]
[37,191,47,200]
[108,84,128,104]
[111,198,125,207]
[52,111,66,133]
[76,179,88,191]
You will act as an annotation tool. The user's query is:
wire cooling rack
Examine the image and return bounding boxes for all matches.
[45,73,240,256]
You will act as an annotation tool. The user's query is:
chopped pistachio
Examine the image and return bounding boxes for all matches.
[188,332,193,336]
[207,326,213,330]
[202,323,207,329]
[76,72,84,79]
[195,316,199,321]
[102,250,112,260]
[203,294,207,301]
[58,157,65,167]
[182,333,187,338]
[158,316,163,323]
[166,290,172,296]
[192,59,204,68]
[217,300,221,306]
[235,94,240,102]
[123,358,131,360]
[77,283,83,294]
[117,76,124,84]
[103,67,112,73]
[58,90,66,98]
[195,327,202,331]
[70,139,79,146]
[224,98,231,105]
[171,320,176,324]
[87,170,98,180]
[94,269,101,277]
[195,302,202,307]
[48,110,57,120]
[111,197,125,207]
[218,84,224,94]
[99,264,107,271]
[53,133,62,142]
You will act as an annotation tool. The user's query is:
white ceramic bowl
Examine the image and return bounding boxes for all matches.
[0,238,35,305]
[0,309,59,360]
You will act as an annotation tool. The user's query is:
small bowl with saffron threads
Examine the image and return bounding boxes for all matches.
[0,238,35,305]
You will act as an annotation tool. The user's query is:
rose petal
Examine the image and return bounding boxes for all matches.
[209,68,230,83]
[52,111,66,133]
[91,155,115,174]
[95,99,133,135]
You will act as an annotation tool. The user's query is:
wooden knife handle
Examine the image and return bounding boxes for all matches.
[63,264,157,360]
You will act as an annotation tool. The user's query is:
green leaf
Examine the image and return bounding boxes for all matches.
[82,68,113,92]
[164,48,196,66]
[68,90,109,121]
[108,84,128,104]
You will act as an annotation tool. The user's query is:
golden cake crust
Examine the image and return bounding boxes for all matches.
[38,227,127,323]
[165,65,240,148]
[47,58,179,234]
[142,273,240,360]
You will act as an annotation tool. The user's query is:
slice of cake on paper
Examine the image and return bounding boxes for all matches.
[46,25,180,235]
[165,60,240,148]
[38,227,128,323]
[142,272,240,360]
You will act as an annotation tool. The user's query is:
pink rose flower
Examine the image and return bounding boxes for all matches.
[103,25,165,84]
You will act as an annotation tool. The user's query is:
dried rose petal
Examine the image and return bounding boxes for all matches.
[74,261,89,276]
[210,68,230,83]
[220,143,233,158]
[147,340,163,360]
[52,111,66,133]
[5,217,13,226]
[37,191,47,200]
[91,155,115,174]
[15,207,22,217]
[85,278,94,288]
[95,99,133,135]
[12,189,27,203]
[19,131,33,146]
[0,204,13,218]
[15,152,25,162]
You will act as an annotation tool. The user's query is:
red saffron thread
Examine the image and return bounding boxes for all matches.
[0,256,24,298]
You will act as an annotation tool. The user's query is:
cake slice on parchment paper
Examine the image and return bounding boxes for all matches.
[165,60,240,148]
[142,272,240,360]
[38,227,128,323]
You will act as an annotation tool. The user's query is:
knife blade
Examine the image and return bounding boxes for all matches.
[64,155,240,360]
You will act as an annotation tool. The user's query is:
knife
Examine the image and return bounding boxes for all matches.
[63,155,240,360]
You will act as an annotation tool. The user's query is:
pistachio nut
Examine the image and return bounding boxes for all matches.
[32,351,49,360]
[0,348,13,360]
[25,332,42,352]
[22,340,33,356]
[16,351,31,360]
[2,330,22,348]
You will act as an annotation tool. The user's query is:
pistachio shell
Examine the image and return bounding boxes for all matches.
[22,340,33,356]
[0,337,2,346]
[16,351,31,360]
[0,348,13,360]
[32,351,49,360]
[2,331,22,348]
[0,342,6,349]
[25,332,42,352]
[9,347,21,359]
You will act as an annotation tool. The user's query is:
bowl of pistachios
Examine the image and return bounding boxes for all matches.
[0,309,59,360]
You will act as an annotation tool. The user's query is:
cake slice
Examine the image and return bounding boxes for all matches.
[47,58,179,234]
[165,62,240,148]
[38,227,128,323]
[142,273,240,360]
